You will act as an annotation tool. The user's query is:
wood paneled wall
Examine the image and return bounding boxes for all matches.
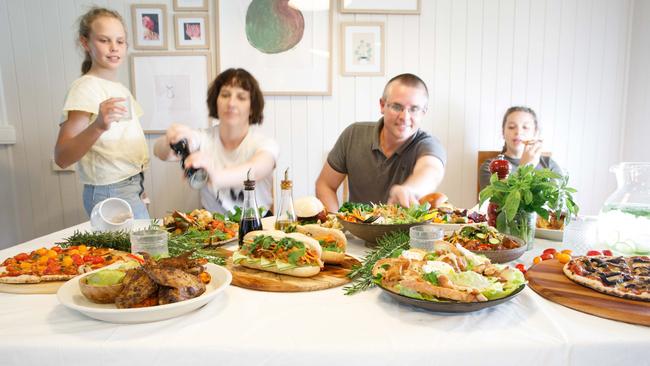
[623,0,650,162]
[0,0,638,249]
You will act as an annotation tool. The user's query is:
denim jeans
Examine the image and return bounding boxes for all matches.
[83,173,150,219]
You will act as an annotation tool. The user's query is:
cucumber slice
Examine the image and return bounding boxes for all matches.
[488,237,500,245]
[476,233,487,239]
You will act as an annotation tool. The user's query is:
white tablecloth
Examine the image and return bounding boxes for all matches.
[0,221,648,366]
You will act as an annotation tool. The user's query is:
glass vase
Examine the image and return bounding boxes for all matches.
[498,210,537,250]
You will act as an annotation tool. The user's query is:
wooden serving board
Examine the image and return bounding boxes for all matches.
[526,259,650,326]
[0,281,67,294]
[224,251,360,292]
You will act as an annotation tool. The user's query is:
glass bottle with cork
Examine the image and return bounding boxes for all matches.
[487,154,510,227]
[238,169,262,247]
[275,168,297,231]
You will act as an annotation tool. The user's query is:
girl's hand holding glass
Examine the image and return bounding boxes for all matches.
[96,97,128,129]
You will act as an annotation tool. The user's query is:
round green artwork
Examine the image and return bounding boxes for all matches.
[246,0,305,54]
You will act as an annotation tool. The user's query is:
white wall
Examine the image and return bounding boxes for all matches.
[623,0,650,162]
[0,0,639,248]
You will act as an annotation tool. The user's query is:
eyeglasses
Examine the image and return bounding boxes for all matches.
[386,103,426,115]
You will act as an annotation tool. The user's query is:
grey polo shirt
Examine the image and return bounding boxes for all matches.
[327,118,447,204]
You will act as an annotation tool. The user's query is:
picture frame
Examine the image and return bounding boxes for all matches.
[340,22,384,76]
[174,13,210,49]
[338,0,420,14]
[216,0,332,96]
[173,0,208,12]
[130,52,212,133]
[131,4,168,50]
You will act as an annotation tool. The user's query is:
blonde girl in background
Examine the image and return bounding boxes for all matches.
[54,7,150,218]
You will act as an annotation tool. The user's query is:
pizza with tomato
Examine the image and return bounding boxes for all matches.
[563,255,650,301]
[0,245,128,284]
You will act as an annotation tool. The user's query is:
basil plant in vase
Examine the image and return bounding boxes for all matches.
[479,165,579,249]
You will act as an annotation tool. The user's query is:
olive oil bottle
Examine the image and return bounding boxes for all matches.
[275,168,297,231]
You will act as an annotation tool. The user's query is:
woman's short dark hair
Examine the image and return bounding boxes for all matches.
[206,68,264,125]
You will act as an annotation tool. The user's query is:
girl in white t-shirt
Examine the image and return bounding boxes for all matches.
[153,68,278,214]
[54,7,149,219]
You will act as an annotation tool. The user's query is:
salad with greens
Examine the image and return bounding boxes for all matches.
[338,202,434,225]
[371,242,526,302]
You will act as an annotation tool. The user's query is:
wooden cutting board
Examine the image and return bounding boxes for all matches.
[526,259,650,326]
[224,250,360,292]
[0,281,67,294]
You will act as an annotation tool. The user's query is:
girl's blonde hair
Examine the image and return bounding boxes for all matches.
[77,7,126,74]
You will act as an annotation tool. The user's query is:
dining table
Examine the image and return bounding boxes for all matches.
[0,219,648,366]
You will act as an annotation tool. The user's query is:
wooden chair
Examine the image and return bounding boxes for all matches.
[476,151,552,198]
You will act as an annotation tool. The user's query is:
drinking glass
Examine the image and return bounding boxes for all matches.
[130,228,169,258]
[562,216,598,255]
[409,225,443,251]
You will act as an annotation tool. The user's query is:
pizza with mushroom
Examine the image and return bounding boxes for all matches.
[562,255,650,301]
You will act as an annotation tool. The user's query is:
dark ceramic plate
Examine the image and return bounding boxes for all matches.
[379,283,526,313]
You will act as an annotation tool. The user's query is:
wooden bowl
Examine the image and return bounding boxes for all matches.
[468,235,527,263]
[338,219,427,246]
[78,276,124,304]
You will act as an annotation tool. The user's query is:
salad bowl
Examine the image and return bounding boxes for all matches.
[338,219,428,246]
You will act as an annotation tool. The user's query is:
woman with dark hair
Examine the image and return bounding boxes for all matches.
[154,68,278,214]
[478,106,562,191]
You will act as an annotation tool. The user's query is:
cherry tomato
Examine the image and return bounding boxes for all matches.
[14,253,29,261]
[91,256,105,265]
[540,253,554,261]
[533,256,542,264]
[515,263,527,274]
[543,248,557,255]
[556,253,571,264]
[71,254,84,266]
[602,249,613,256]
[51,246,62,253]
[561,249,573,255]
[586,250,602,256]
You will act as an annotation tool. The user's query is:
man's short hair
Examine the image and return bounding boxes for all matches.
[382,73,429,100]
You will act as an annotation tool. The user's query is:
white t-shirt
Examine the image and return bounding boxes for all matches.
[61,75,149,185]
[198,125,279,214]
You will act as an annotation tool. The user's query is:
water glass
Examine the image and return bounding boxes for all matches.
[130,228,169,258]
[409,225,444,251]
[562,216,598,255]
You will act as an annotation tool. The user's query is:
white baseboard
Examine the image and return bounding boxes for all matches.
[0,125,16,145]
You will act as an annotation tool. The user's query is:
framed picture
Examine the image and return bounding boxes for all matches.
[173,0,208,12]
[131,4,168,50]
[130,52,212,133]
[339,0,420,14]
[216,0,332,96]
[340,22,384,76]
[174,14,210,49]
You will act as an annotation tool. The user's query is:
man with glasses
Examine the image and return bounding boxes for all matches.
[316,73,446,211]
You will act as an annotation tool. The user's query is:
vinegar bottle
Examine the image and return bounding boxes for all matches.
[238,169,263,247]
[275,168,297,231]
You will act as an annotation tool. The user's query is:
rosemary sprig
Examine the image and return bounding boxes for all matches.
[167,234,226,265]
[343,230,410,295]
[58,230,131,252]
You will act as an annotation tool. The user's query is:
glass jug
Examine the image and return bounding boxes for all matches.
[598,162,650,255]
